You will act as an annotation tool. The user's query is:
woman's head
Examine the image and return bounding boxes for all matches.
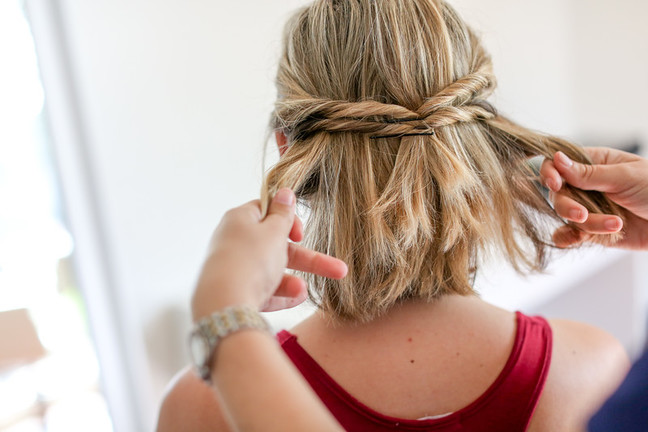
[263,0,622,322]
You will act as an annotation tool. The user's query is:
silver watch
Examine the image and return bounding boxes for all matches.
[189,305,270,382]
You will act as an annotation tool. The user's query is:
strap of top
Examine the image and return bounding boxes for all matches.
[278,311,552,431]
[473,311,553,431]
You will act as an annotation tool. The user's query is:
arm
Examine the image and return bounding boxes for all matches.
[158,189,346,432]
[157,367,232,432]
[212,330,342,432]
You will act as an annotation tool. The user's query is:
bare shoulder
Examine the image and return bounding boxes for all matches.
[156,366,232,432]
[528,319,630,432]
[549,318,630,390]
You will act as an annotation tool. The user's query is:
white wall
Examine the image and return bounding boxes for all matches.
[567,0,648,147]
[41,0,310,429]
[33,0,648,430]
[452,0,577,136]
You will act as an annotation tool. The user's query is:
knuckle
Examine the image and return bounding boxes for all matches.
[223,208,239,220]
[579,163,595,182]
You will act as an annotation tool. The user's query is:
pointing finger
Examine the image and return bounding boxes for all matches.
[287,243,348,280]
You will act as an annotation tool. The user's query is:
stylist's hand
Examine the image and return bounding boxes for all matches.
[191,188,348,321]
[541,147,648,250]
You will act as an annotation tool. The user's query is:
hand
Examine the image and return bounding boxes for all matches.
[191,188,348,321]
[540,148,648,250]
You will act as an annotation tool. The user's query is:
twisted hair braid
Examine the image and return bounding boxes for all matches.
[274,65,497,140]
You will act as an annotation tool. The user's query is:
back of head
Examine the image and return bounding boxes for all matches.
[263,0,622,322]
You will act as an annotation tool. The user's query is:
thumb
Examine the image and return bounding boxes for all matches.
[264,188,297,235]
[553,151,624,193]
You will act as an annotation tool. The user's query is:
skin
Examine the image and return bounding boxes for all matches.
[159,296,629,432]
[158,146,647,431]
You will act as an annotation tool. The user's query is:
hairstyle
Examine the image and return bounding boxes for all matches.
[261,0,623,322]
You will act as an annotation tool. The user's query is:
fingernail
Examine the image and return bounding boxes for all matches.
[555,152,574,169]
[604,218,621,231]
[274,188,295,206]
[545,178,559,192]
[569,208,585,222]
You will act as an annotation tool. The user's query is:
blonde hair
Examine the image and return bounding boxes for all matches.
[262,0,623,322]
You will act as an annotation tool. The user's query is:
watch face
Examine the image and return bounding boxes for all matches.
[190,332,209,367]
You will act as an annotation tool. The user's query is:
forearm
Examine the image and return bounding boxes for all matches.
[211,329,343,432]
[188,191,347,430]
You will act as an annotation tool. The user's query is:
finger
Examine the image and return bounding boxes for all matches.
[273,273,307,298]
[262,274,308,312]
[263,188,296,236]
[553,151,626,193]
[574,214,623,234]
[552,226,589,248]
[583,146,640,165]
[289,215,304,243]
[539,158,563,192]
[552,193,588,223]
[287,243,348,280]
[262,294,308,312]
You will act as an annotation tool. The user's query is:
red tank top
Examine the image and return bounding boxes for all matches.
[278,311,552,431]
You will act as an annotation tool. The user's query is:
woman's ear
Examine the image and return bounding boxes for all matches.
[275,131,288,156]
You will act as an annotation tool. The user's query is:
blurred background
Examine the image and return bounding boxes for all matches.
[1,0,646,431]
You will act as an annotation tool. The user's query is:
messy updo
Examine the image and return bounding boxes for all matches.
[261,0,623,322]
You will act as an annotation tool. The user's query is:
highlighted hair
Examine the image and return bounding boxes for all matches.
[262,0,623,322]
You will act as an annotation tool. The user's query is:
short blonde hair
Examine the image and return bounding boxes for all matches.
[262,0,623,322]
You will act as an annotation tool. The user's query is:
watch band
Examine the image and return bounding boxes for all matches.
[190,305,270,382]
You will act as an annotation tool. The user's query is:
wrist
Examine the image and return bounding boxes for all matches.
[191,289,259,322]
[192,276,261,322]
[209,328,277,379]
[189,305,271,383]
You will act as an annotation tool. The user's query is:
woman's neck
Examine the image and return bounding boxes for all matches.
[294,293,490,336]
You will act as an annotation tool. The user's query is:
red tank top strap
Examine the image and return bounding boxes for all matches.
[278,311,552,431]
[468,311,553,430]
[276,329,292,345]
